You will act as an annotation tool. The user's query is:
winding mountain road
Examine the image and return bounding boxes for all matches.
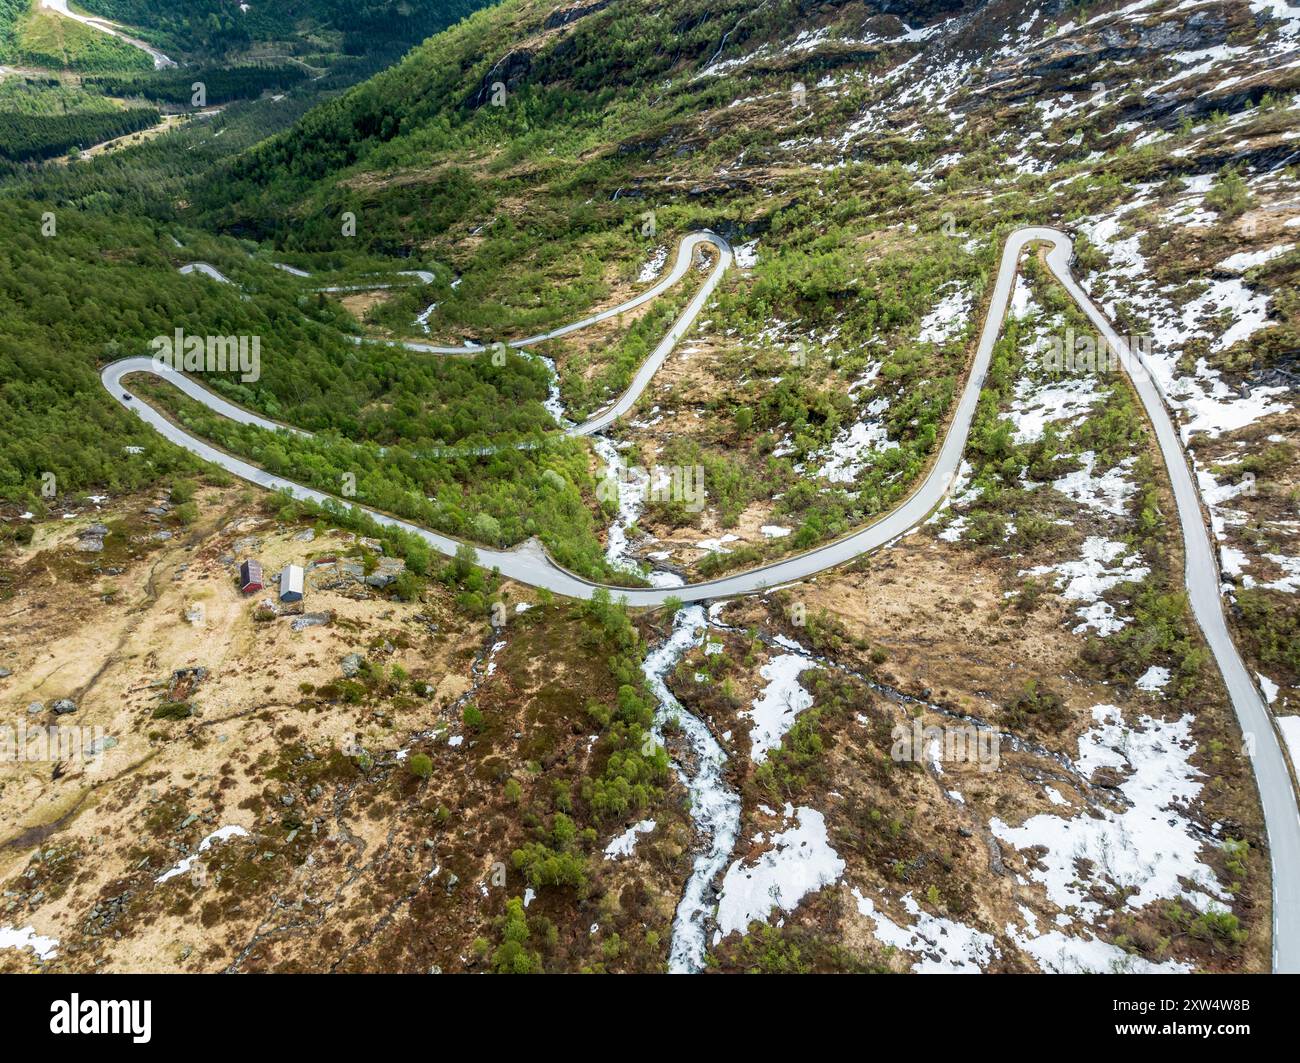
[104,226,1300,971]
[335,232,732,435]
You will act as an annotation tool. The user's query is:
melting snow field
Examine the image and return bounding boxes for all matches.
[1010,916,1190,973]
[816,398,897,483]
[1218,243,1293,272]
[1052,453,1137,517]
[1081,201,1291,441]
[993,706,1226,928]
[1196,462,1253,539]
[928,459,979,542]
[848,701,1218,972]
[637,246,667,282]
[853,889,998,973]
[1254,553,1300,594]
[917,282,972,344]
[745,652,822,761]
[1010,272,1034,318]
[714,804,844,941]
[1002,375,1103,445]
[1021,537,1149,635]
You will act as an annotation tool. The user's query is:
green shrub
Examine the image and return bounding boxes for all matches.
[1204,166,1252,220]
[1003,679,1069,733]
[492,898,543,974]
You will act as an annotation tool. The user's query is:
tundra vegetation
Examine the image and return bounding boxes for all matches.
[0,0,1295,975]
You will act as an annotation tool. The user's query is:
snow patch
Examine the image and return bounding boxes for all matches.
[604,819,656,859]
[0,925,59,961]
[853,888,998,973]
[992,706,1226,925]
[155,825,250,883]
[917,283,972,344]
[1136,665,1171,693]
[1052,453,1137,517]
[714,804,844,940]
[745,653,822,762]
[1021,538,1149,635]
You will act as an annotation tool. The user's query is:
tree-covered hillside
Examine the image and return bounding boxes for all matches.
[0,78,160,161]
[77,0,503,57]
[3,0,1298,588]
[1,0,154,71]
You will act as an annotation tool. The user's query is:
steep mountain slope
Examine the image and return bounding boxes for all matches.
[190,0,1299,654]
[2,0,1298,975]
[184,0,1298,969]
[72,0,497,60]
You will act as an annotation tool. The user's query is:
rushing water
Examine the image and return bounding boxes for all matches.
[535,352,572,433]
[542,357,740,971]
[642,605,742,973]
[589,434,652,577]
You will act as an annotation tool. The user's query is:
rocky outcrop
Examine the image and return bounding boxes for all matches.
[465,49,534,109]
[543,0,614,30]
[75,525,108,553]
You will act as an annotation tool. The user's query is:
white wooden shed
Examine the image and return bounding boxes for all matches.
[279,564,304,603]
